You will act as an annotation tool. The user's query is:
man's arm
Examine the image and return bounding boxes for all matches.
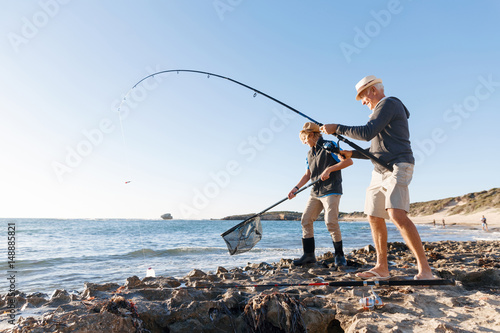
[322,99,396,141]
[336,99,397,141]
[337,113,392,141]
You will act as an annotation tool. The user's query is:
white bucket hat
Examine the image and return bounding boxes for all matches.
[355,75,383,100]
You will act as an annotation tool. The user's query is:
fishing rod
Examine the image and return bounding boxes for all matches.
[125,69,393,172]
[173,278,455,289]
[221,178,321,237]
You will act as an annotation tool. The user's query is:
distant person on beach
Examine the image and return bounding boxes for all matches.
[481,215,489,232]
[442,219,446,228]
[433,219,436,227]
[288,122,353,267]
[321,75,436,280]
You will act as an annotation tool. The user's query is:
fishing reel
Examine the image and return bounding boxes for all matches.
[322,141,341,155]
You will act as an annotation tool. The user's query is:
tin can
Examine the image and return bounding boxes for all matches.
[359,296,375,310]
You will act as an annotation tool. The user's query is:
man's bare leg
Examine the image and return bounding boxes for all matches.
[356,215,390,278]
[388,208,435,279]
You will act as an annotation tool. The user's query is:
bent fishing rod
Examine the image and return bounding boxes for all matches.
[124,69,393,172]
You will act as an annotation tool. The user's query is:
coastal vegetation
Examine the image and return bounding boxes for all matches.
[409,187,499,216]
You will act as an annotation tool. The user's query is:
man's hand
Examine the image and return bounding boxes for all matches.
[320,170,330,181]
[320,124,338,135]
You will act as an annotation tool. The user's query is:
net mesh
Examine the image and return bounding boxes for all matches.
[222,216,262,255]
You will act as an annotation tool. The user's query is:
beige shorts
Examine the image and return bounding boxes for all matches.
[364,163,414,219]
[301,194,342,242]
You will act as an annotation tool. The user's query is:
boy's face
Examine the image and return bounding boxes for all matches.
[301,133,318,147]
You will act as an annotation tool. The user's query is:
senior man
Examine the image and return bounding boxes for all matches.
[321,75,435,280]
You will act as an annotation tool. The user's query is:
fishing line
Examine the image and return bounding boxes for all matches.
[116,91,153,277]
[117,99,132,184]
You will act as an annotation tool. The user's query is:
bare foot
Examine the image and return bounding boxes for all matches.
[355,269,391,280]
[414,273,439,280]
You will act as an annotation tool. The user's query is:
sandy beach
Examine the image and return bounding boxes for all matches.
[341,207,500,231]
[2,239,499,332]
[410,207,500,228]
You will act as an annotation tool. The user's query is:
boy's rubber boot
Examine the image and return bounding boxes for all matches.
[293,237,316,266]
[334,240,347,266]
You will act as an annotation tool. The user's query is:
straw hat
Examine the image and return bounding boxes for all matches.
[355,75,383,100]
[300,122,320,133]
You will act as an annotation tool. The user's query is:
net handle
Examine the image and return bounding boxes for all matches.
[221,179,320,237]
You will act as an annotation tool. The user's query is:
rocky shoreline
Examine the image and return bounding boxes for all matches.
[2,240,499,332]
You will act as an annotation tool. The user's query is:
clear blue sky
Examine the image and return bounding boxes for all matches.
[1,1,499,219]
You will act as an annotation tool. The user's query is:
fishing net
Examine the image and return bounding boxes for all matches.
[221,216,262,255]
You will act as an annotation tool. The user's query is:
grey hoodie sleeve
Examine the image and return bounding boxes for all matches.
[335,97,414,170]
[336,99,395,141]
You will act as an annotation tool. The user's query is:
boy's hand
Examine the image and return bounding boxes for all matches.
[320,170,330,181]
[340,150,353,159]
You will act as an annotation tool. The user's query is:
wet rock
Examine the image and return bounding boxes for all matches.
[168,318,205,332]
[25,292,48,307]
[244,293,306,332]
[245,262,274,270]
[301,307,337,333]
[388,241,408,253]
[82,282,121,299]
[278,258,294,266]
[353,244,377,255]
[228,271,249,280]
[155,276,182,289]
[20,302,37,312]
[46,289,71,307]
[124,275,142,289]
[219,290,245,309]
[134,300,171,332]
[187,269,207,278]
[216,266,228,274]
[336,300,358,316]
[165,288,193,308]
[134,288,172,301]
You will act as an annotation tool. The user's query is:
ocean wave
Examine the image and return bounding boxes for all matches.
[119,246,231,258]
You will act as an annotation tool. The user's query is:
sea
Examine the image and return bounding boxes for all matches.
[1,218,498,296]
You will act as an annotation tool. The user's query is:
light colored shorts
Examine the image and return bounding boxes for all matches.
[364,163,414,219]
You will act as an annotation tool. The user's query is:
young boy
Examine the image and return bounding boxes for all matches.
[288,122,353,266]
